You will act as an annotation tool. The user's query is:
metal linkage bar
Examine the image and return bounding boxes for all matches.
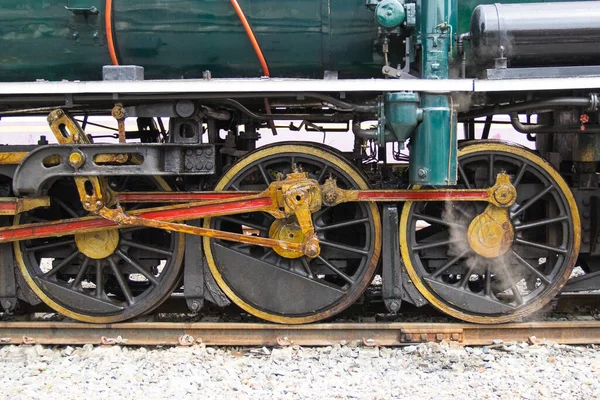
[116,191,258,203]
[1,321,599,346]
[0,194,274,243]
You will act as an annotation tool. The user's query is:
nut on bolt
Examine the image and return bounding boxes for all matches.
[303,236,320,258]
[47,109,64,125]
[68,150,86,169]
[493,184,516,206]
[111,103,126,120]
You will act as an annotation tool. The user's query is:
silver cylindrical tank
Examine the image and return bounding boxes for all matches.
[470,1,600,66]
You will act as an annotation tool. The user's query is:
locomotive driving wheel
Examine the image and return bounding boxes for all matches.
[14,177,184,323]
[400,141,580,323]
[204,143,381,324]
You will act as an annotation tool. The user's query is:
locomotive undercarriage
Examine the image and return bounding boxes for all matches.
[0,82,593,325]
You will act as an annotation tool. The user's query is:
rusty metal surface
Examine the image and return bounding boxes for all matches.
[0,321,599,346]
[0,197,49,216]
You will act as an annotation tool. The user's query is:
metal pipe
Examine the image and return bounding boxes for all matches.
[457,32,471,79]
[481,115,492,139]
[220,99,353,121]
[460,95,598,120]
[509,112,600,134]
[352,120,378,140]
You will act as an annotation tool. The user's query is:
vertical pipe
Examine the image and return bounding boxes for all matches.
[409,0,457,185]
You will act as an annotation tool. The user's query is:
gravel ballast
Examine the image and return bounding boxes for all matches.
[1,341,599,400]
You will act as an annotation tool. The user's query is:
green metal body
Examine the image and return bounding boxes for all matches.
[383,92,422,143]
[410,93,457,185]
[375,0,407,28]
[0,0,381,81]
[405,0,457,185]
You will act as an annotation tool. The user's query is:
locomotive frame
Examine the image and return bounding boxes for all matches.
[0,0,598,325]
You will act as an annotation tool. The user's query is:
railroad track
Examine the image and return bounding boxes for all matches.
[0,320,599,347]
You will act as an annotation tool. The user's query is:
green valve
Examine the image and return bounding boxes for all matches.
[375,0,406,29]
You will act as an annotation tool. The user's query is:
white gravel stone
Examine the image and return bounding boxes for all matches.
[1,341,600,399]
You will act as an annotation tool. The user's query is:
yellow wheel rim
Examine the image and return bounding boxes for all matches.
[400,141,580,324]
[204,143,381,324]
[14,176,184,323]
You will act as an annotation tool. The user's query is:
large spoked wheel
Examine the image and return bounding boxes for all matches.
[14,177,184,323]
[400,141,580,323]
[204,143,381,324]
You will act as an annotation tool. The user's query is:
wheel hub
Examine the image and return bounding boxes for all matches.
[269,219,305,259]
[75,230,119,259]
[467,204,514,258]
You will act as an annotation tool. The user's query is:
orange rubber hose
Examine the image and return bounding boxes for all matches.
[230,0,270,76]
[105,0,119,65]
[230,0,277,135]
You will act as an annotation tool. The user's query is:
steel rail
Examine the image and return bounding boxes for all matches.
[1,321,599,346]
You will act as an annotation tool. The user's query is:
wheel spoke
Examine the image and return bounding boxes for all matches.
[42,250,80,278]
[319,240,369,255]
[317,165,329,183]
[488,154,495,186]
[260,248,274,260]
[108,258,135,306]
[257,164,271,186]
[457,163,472,189]
[95,260,104,299]
[484,265,492,297]
[499,262,523,306]
[412,239,458,251]
[219,216,269,232]
[513,162,527,188]
[511,185,554,219]
[120,239,172,256]
[316,217,370,232]
[115,249,159,286]
[316,255,354,285]
[53,197,79,218]
[70,257,91,288]
[511,250,552,285]
[460,264,475,289]
[514,238,567,254]
[412,213,465,230]
[26,239,75,252]
[514,215,569,231]
[313,206,331,220]
[301,257,314,278]
[431,249,469,279]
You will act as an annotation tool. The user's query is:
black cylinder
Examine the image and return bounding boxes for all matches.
[469,1,600,66]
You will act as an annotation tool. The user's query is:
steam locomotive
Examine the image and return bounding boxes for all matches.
[0,0,597,324]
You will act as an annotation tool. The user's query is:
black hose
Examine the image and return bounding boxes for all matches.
[460,95,598,120]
